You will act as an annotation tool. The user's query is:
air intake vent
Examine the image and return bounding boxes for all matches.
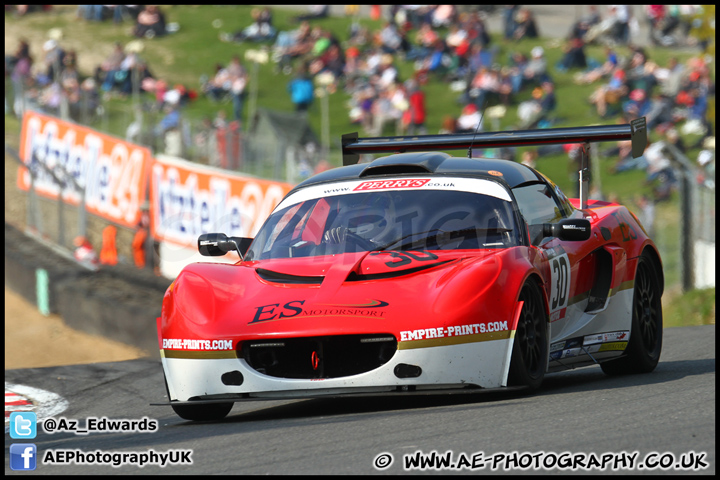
[241,334,397,379]
[221,370,244,386]
[394,363,422,378]
[256,268,324,285]
[359,152,450,177]
[360,164,431,177]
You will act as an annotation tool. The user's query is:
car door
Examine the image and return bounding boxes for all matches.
[511,179,595,347]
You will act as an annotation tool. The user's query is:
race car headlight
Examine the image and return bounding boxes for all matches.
[173,271,216,326]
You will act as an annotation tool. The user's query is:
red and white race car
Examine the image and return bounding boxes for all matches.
[156,118,663,421]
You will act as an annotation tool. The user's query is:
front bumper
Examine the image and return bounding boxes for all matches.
[160,337,514,403]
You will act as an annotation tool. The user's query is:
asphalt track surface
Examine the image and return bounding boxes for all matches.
[5,325,715,475]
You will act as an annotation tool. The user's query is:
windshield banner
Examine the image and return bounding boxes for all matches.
[276,177,512,212]
[150,155,293,246]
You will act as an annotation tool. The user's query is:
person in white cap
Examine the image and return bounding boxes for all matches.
[697,150,713,168]
[41,38,64,85]
[696,139,715,189]
[608,5,632,44]
[524,46,548,87]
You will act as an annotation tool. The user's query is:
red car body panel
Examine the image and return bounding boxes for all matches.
[159,247,537,351]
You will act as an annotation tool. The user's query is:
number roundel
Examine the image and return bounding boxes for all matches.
[370,250,439,268]
[550,253,570,312]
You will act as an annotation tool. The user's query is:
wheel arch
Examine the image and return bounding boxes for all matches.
[640,244,664,295]
[521,271,550,322]
[525,271,551,373]
[600,243,664,375]
[506,272,550,388]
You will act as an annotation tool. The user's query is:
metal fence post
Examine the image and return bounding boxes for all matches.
[28,163,42,235]
[28,155,42,235]
[5,144,42,234]
[680,169,693,291]
[7,143,89,250]
[56,167,66,247]
[665,143,701,292]
[78,178,87,241]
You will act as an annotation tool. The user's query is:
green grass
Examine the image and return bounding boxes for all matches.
[5,6,715,325]
[664,287,716,327]
[5,5,711,203]
[6,6,711,175]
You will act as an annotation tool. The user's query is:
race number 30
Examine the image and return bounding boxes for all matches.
[550,253,571,311]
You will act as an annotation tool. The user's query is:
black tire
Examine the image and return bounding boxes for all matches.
[601,253,663,375]
[508,279,548,389]
[171,402,233,422]
[164,373,233,421]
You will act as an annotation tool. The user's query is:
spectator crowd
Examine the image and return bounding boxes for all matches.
[4,4,715,279]
[6,5,714,200]
[246,5,712,174]
[6,5,198,152]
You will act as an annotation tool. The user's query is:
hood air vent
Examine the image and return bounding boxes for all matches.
[359,152,450,177]
[256,268,324,285]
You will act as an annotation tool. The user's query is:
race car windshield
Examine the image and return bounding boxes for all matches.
[245,188,519,260]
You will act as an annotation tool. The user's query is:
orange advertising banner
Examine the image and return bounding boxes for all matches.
[150,155,293,246]
[17,110,152,228]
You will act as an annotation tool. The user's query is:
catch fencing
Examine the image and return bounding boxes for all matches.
[651,143,715,291]
[6,77,321,186]
[5,89,715,290]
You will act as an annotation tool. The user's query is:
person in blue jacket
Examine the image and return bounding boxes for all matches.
[287,63,314,112]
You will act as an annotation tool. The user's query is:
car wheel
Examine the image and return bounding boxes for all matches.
[601,252,663,375]
[171,402,233,422]
[508,279,547,389]
[164,373,233,421]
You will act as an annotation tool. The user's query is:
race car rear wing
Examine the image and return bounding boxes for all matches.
[341,117,647,209]
[341,118,646,166]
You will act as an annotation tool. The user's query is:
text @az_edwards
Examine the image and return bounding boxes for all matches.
[42,416,158,435]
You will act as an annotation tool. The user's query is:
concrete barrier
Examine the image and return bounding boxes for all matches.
[5,222,170,358]
[5,223,90,313]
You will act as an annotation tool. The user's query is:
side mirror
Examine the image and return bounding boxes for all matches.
[198,233,253,258]
[542,218,592,241]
